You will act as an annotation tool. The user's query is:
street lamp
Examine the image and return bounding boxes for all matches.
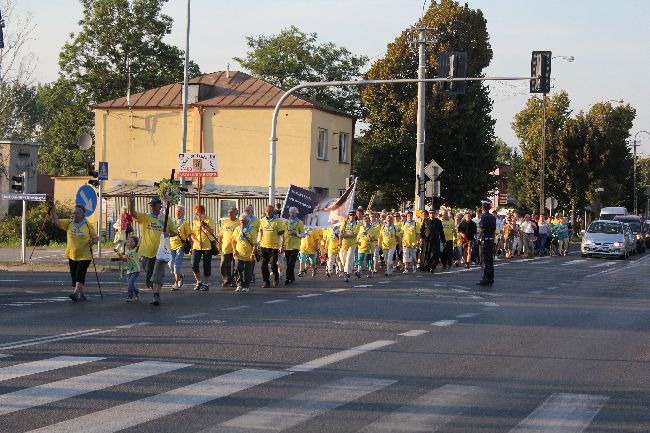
[631,130,650,215]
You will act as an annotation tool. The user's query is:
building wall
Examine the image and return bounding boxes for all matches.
[52,176,94,220]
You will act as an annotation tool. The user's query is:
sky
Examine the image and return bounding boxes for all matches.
[13,0,650,155]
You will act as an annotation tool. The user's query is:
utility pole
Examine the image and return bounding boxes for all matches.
[632,130,650,215]
[180,0,191,207]
[540,93,547,215]
[414,25,428,211]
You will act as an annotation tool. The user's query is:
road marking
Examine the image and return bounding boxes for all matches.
[25,369,290,433]
[24,291,44,294]
[115,322,153,329]
[561,259,586,266]
[480,302,499,307]
[456,313,480,318]
[590,261,617,268]
[296,294,322,298]
[0,356,103,383]
[0,329,115,351]
[0,360,189,416]
[378,280,391,284]
[508,393,609,433]
[530,290,543,294]
[469,295,484,300]
[431,320,457,327]
[176,313,208,319]
[399,330,429,337]
[451,288,468,293]
[0,354,11,359]
[354,284,374,288]
[264,299,288,304]
[287,340,396,373]
[359,384,489,433]
[327,288,348,292]
[221,305,251,311]
[547,286,558,290]
[214,377,395,432]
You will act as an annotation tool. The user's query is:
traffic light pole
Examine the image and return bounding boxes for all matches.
[20,171,27,264]
[98,181,103,257]
[540,93,547,216]
[414,26,427,211]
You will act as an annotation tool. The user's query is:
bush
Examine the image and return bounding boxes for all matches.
[0,201,74,246]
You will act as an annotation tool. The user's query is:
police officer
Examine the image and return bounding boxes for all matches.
[477,200,496,286]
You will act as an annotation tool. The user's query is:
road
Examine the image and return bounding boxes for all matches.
[0,252,648,432]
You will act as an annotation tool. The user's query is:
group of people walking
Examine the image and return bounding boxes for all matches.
[52,191,574,305]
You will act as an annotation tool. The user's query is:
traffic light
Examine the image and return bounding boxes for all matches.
[11,175,24,192]
[88,168,99,187]
[530,51,552,94]
[437,52,468,94]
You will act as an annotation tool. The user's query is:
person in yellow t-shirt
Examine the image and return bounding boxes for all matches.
[369,212,383,273]
[284,207,305,285]
[378,215,399,276]
[169,205,191,291]
[393,212,404,271]
[401,211,420,273]
[128,194,177,306]
[191,204,216,291]
[218,207,239,288]
[355,215,375,278]
[299,227,320,277]
[50,202,99,302]
[440,211,455,270]
[339,211,360,282]
[258,204,285,287]
[231,214,257,293]
[243,205,261,283]
[324,224,341,277]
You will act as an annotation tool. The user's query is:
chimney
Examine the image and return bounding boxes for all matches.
[226,63,230,79]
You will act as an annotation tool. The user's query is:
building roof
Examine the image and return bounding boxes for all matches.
[102,184,272,199]
[90,71,354,119]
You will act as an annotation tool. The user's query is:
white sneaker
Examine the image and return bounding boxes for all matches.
[402,269,409,274]
[235,286,242,292]
[241,287,250,293]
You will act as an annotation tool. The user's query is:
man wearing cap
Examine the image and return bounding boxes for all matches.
[477,200,497,286]
[419,210,445,272]
[128,194,177,305]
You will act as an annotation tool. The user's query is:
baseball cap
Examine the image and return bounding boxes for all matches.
[149,197,162,205]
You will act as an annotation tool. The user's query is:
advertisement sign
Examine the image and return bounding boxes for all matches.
[178,153,218,177]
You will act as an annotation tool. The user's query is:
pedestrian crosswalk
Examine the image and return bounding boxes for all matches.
[0,355,617,432]
[0,296,72,309]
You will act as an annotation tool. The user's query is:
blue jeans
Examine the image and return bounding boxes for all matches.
[168,247,184,275]
[127,272,140,297]
[539,233,548,255]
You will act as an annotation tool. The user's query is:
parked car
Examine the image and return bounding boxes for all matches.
[613,215,647,253]
[581,220,635,259]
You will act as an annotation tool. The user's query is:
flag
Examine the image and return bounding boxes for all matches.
[324,180,356,224]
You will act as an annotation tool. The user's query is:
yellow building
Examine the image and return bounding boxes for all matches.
[91,71,356,198]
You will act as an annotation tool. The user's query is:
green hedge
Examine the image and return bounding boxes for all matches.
[0,201,74,246]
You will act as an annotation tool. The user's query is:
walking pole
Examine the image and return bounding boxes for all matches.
[89,244,103,299]
[30,198,53,260]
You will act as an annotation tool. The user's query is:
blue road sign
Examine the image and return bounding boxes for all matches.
[76,185,97,217]
[98,161,109,180]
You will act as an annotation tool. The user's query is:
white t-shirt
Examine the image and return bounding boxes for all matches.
[520,221,535,234]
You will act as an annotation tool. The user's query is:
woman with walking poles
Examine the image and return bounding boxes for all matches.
[49,200,99,302]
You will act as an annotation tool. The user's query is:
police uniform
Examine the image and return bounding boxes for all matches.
[478,206,497,285]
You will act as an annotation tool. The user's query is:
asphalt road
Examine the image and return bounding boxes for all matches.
[0,251,648,432]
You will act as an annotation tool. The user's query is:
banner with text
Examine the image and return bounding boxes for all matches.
[178,153,218,177]
[281,185,321,223]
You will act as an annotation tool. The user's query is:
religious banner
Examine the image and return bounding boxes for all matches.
[178,153,218,177]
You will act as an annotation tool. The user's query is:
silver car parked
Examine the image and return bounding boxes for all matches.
[581,220,635,259]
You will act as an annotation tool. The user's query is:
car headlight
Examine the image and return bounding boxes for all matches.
[613,242,624,247]
[636,234,642,240]
[582,240,593,245]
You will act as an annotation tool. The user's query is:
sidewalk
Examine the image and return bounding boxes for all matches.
[0,247,118,271]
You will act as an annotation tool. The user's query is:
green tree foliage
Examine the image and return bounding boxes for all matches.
[355,0,497,208]
[0,82,41,141]
[0,200,73,246]
[234,25,368,116]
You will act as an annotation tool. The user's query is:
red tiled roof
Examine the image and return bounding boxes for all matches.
[90,71,354,118]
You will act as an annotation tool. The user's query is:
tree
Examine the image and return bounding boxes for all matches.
[355,0,497,208]
[234,25,368,117]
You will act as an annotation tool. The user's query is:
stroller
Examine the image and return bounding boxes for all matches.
[547,229,560,256]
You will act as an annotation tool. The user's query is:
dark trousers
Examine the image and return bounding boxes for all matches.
[261,248,279,283]
[441,240,453,267]
[285,249,299,282]
[235,259,253,288]
[221,253,234,283]
[191,249,212,276]
[69,259,91,286]
[482,240,494,283]
[142,256,156,287]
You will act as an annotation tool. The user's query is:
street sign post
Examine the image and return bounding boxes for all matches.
[545,196,558,215]
[76,185,97,217]
[424,160,443,198]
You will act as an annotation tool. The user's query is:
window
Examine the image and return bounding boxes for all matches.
[338,132,348,163]
[219,199,237,219]
[317,128,328,160]
[313,187,329,197]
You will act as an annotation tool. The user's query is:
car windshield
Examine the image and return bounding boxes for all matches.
[626,222,641,232]
[587,222,622,234]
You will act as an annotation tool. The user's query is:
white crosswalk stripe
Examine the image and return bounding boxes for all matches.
[0,360,189,416]
[206,377,394,432]
[0,356,103,382]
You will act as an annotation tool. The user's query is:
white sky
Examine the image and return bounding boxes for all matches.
[16,0,650,155]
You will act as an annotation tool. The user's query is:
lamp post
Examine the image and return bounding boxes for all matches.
[632,130,650,215]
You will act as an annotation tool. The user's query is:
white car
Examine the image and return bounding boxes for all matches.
[581,220,635,259]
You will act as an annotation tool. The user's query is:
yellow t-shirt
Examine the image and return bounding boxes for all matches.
[259,216,285,249]
[356,225,374,254]
[400,221,420,248]
[170,219,191,251]
[218,218,238,254]
[299,229,320,254]
[340,220,360,250]
[60,219,97,261]
[379,225,398,250]
[133,212,175,258]
[441,219,455,243]
[284,218,305,251]
[232,226,256,261]
[192,217,216,251]
[324,227,340,255]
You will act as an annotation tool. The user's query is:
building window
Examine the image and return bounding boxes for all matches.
[313,187,329,197]
[219,199,238,219]
[317,128,328,160]
[338,132,348,163]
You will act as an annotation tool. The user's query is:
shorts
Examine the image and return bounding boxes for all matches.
[298,253,317,265]
[146,258,167,285]
[356,252,372,268]
[69,259,91,285]
[403,247,416,262]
